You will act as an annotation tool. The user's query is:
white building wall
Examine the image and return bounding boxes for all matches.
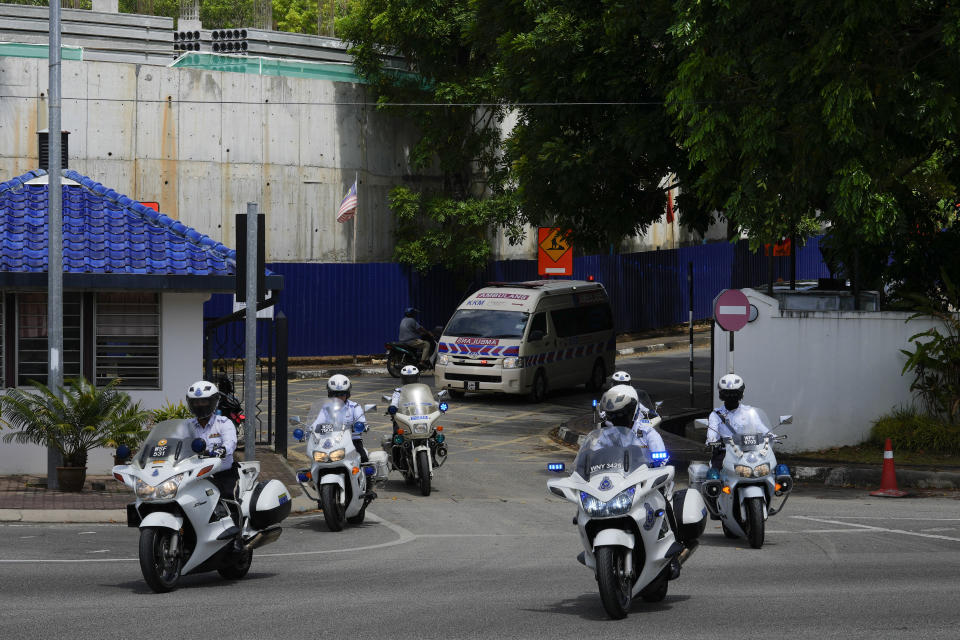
[0,293,208,475]
[711,289,939,452]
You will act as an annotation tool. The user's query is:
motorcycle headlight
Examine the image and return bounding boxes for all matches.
[314,451,329,463]
[413,423,428,434]
[580,486,636,517]
[329,449,346,462]
[438,354,450,366]
[135,479,155,500]
[156,473,185,500]
[735,465,754,478]
[753,463,771,477]
[502,357,519,369]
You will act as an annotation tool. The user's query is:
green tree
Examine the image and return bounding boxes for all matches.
[272,0,319,35]
[667,1,960,285]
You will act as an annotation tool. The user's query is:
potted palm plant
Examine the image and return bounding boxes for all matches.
[0,377,152,492]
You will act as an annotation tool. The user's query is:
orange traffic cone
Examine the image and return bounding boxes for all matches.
[869,438,908,497]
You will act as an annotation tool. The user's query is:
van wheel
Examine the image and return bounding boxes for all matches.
[528,370,548,403]
[586,359,605,392]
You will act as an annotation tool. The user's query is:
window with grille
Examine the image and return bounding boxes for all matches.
[95,292,160,389]
[17,292,83,387]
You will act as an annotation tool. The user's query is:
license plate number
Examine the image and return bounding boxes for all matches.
[742,435,758,446]
[467,381,478,391]
[150,445,168,457]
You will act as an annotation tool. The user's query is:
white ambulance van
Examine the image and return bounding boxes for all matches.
[435,280,616,401]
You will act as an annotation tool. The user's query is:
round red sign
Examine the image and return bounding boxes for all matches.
[714,289,750,332]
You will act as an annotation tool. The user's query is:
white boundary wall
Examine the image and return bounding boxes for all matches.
[710,289,939,452]
[0,292,206,475]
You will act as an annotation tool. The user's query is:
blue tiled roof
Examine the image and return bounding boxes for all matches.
[0,169,237,276]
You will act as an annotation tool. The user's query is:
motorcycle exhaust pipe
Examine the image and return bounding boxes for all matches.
[677,539,699,565]
[244,526,282,551]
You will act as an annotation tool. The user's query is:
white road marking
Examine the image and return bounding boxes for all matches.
[791,515,960,542]
[78,531,97,535]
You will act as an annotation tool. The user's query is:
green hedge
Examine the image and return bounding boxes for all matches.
[870,406,960,454]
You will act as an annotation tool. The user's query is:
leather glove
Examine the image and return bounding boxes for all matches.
[210,445,227,458]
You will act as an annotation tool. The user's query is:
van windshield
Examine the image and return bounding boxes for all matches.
[445,310,529,339]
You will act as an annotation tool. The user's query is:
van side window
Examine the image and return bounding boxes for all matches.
[551,308,579,338]
[552,304,612,338]
[529,312,546,337]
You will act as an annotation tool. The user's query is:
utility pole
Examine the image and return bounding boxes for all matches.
[47,0,64,489]
[244,203,258,462]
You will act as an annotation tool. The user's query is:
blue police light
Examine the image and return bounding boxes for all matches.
[394,435,404,444]
[363,466,376,475]
[439,402,449,412]
[293,428,304,441]
[296,472,310,483]
[191,438,206,454]
[650,451,669,460]
[547,462,566,472]
[435,433,445,444]
[774,463,790,477]
[706,468,721,481]
[592,399,598,407]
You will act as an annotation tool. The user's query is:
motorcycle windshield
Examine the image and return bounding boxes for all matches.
[444,309,529,339]
[574,427,653,479]
[136,419,196,467]
[397,383,437,417]
[634,389,657,418]
[729,406,773,450]
[309,399,350,436]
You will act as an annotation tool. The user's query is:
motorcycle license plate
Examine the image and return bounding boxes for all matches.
[742,434,758,446]
[466,381,478,391]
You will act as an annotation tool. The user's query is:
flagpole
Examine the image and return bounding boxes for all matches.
[352,172,358,264]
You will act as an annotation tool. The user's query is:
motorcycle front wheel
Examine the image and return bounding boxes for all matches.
[746,497,765,548]
[320,484,346,532]
[139,527,183,593]
[595,546,632,620]
[217,549,253,580]
[417,449,431,496]
[386,352,405,378]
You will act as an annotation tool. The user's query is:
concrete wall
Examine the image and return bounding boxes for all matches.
[0,292,207,475]
[710,289,939,452]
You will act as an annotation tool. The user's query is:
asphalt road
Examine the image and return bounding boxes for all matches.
[2,350,958,639]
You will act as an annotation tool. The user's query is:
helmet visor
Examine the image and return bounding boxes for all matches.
[186,395,218,419]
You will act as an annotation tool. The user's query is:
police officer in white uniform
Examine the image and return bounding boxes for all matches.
[597,384,668,463]
[324,374,369,463]
[186,380,239,506]
[707,373,770,470]
[387,365,420,435]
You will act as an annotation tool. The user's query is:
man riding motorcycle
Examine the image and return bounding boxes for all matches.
[388,365,420,436]
[186,380,239,521]
[706,373,771,470]
[598,384,667,462]
[323,374,370,464]
[398,307,432,366]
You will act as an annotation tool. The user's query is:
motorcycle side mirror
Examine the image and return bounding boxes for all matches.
[191,438,206,454]
[292,428,304,442]
[779,415,793,425]
[655,401,663,409]
[116,444,130,461]
[289,416,302,425]
[381,394,392,402]
[363,404,377,413]
[436,389,450,402]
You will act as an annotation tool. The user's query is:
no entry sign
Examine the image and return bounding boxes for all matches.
[714,289,750,332]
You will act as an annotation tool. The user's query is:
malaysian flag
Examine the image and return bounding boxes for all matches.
[336,180,358,223]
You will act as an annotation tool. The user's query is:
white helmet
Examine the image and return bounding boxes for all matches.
[600,384,639,426]
[327,374,351,399]
[718,373,745,402]
[611,371,631,383]
[186,380,219,420]
[400,365,420,385]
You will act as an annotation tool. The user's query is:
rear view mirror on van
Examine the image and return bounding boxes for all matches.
[529,330,545,341]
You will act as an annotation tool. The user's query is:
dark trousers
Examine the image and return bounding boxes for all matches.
[353,438,369,464]
[710,446,725,471]
[211,466,239,501]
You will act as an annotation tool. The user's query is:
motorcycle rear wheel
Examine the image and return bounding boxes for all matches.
[139,527,183,593]
[217,549,253,580]
[721,521,738,538]
[595,546,632,620]
[417,449,431,496]
[746,497,765,548]
[387,352,405,378]
[321,484,346,532]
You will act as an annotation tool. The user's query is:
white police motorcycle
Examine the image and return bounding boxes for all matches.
[291,399,389,532]
[688,410,793,549]
[547,427,707,619]
[112,419,291,593]
[381,385,450,496]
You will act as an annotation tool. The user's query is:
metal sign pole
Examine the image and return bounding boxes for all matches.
[688,262,694,406]
[244,202,258,462]
[47,1,64,489]
[728,330,734,374]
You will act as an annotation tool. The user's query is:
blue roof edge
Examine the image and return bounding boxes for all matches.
[1,168,238,267]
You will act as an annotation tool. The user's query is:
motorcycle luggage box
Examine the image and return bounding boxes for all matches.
[687,462,709,491]
[368,450,390,481]
[249,479,293,529]
[672,488,708,543]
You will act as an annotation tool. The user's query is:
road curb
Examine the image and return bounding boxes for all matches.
[616,338,711,357]
[292,366,389,379]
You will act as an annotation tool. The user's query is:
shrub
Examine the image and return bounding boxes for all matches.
[869,406,960,454]
[152,400,193,423]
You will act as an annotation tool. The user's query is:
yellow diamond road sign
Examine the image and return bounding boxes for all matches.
[539,229,570,262]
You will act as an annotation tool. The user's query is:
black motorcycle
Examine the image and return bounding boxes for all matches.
[385,328,441,378]
[216,370,245,433]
